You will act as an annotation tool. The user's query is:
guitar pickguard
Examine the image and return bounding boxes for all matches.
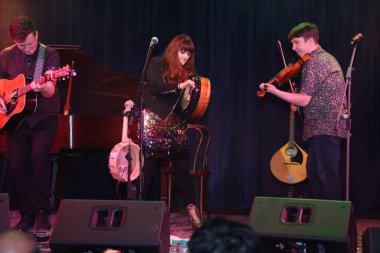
[290,145,304,165]
[5,101,17,115]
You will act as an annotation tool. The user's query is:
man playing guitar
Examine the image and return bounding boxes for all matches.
[0,16,60,232]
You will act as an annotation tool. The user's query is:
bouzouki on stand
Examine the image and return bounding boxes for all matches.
[269,99,307,186]
[0,65,76,131]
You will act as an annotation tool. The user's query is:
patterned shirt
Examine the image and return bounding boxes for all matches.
[300,47,346,141]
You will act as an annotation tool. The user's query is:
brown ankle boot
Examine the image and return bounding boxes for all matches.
[187,204,202,229]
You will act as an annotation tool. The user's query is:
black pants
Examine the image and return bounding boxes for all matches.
[7,116,58,215]
[307,135,342,200]
[141,159,195,205]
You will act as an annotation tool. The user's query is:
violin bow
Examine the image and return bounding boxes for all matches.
[276,40,300,114]
[276,40,296,93]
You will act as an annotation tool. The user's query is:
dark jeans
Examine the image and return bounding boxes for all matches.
[7,116,58,215]
[307,135,342,200]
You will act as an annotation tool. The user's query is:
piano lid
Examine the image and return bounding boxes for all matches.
[50,45,139,117]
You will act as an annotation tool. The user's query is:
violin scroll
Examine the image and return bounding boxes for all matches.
[256,90,265,97]
[257,85,268,97]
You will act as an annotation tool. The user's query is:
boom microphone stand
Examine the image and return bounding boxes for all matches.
[335,33,363,201]
[137,36,158,200]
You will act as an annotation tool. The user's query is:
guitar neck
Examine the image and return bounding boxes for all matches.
[288,109,295,145]
[121,116,130,142]
[17,84,33,97]
[17,72,61,97]
[121,101,135,143]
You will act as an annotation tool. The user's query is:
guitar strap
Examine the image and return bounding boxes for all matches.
[33,43,46,81]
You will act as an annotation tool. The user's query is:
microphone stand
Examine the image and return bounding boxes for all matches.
[137,38,157,200]
[125,144,135,199]
[335,38,361,201]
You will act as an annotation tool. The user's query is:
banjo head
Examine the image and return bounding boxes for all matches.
[109,141,142,182]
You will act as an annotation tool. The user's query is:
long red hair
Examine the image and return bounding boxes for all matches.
[163,34,195,83]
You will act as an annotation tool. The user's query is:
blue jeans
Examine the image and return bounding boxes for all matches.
[307,135,342,200]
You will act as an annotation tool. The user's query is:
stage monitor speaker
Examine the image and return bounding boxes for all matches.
[50,199,169,253]
[249,197,357,253]
[362,227,380,253]
[0,193,9,233]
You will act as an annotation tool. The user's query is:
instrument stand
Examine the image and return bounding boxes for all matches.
[122,109,137,200]
[137,82,145,201]
[136,38,157,200]
[287,184,295,198]
[336,40,361,201]
[125,147,136,200]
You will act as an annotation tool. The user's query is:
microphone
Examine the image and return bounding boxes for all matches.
[350,33,363,45]
[150,37,159,46]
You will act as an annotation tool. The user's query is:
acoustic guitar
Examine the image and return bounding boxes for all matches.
[270,108,307,184]
[0,66,75,131]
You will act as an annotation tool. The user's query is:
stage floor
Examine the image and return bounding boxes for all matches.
[8,210,380,253]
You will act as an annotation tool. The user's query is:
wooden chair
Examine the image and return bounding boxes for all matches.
[160,123,211,221]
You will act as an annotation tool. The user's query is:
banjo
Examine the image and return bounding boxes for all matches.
[108,100,142,182]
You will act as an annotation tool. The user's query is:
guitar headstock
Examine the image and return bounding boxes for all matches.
[45,65,77,81]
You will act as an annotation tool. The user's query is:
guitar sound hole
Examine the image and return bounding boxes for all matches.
[6,102,17,115]
[286,147,297,157]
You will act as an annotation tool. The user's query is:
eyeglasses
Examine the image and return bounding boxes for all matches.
[179,48,193,56]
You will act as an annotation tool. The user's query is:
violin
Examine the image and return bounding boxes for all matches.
[257,54,311,97]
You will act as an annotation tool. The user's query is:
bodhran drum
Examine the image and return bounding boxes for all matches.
[179,75,211,119]
[108,141,142,182]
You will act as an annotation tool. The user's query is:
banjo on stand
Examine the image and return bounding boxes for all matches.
[109,100,142,199]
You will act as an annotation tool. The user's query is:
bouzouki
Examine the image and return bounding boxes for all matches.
[270,108,307,184]
[0,65,75,131]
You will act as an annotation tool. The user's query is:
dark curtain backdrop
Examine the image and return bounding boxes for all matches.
[0,0,379,214]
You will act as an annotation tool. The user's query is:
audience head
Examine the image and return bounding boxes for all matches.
[0,230,39,253]
[188,217,260,253]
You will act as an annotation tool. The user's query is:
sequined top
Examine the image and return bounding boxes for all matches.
[142,57,189,159]
[300,47,346,141]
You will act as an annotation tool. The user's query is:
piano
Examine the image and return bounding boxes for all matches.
[0,45,139,153]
